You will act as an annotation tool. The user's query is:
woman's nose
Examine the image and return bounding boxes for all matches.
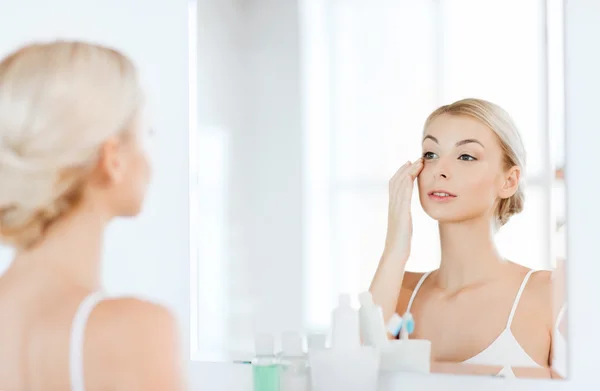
[433,158,451,180]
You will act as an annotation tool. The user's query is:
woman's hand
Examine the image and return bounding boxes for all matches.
[383,158,424,263]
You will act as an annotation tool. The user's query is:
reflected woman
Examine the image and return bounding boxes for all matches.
[0,42,186,390]
[370,98,558,378]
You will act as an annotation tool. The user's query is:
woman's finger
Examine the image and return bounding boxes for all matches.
[408,158,424,179]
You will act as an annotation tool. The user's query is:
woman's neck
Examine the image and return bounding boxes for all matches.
[12,201,109,292]
[436,217,507,292]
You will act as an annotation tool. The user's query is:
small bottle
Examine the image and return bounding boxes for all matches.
[358,291,389,347]
[331,293,360,349]
[306,332,327,388]
[309,294,379,391]
[280,331,308,391]
[253,333,280,391]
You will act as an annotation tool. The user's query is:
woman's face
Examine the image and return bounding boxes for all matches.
[417,114,514,224]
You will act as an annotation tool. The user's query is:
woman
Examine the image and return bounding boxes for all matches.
[370,98,556,378]
[0,42,186,390]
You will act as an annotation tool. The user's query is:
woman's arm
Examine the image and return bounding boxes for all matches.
[369,252,410,323]
[369,159,423,322]
[549,259,568,378]
[549,304,568,379]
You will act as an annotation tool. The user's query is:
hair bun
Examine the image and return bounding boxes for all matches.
[496,187,525,227]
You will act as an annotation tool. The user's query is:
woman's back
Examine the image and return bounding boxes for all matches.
[0,265,92,390]
[0,255,185,391]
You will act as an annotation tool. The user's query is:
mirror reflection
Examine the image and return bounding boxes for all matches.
[194,0,567,381]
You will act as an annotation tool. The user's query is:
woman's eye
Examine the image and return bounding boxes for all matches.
[459,154,476,161]
[423,151,437,159]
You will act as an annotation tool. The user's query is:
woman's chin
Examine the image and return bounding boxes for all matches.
[423,207,468,224]
[425,209,492,226]
[423,204,455,221]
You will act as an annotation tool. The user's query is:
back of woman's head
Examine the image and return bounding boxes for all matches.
[0,41,143,249]
[424,98,527,227]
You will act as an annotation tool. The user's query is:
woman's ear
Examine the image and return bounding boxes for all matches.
[92,136,126,186]
[499,166,521,199]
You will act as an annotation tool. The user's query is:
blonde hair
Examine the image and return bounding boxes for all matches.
[424,98,527,227]
[0,41,142,249]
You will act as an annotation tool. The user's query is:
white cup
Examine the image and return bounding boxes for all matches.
[309,346,380,391]
[380,339,431,374]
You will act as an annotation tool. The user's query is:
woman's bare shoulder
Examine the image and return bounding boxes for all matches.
[506,263,552,298]
[94,296,176,321]
[527,269,553,299]
[403,271,428,290]
[519,268,553,326]
[395,271,431,314]
[87,297,185,390]
[90,296,180,352]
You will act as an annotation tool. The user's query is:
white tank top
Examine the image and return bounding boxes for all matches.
[407,269,542,377]
[69,292,106,391]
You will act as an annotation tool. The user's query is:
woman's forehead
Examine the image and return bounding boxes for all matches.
[424,114,498,146]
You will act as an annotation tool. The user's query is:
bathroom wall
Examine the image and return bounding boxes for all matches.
[563,0,600,384]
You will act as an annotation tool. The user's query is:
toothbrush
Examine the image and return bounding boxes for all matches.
[386,313,403,338]
[400,312,415,340]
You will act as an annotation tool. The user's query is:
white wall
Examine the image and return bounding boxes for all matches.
[563,0,600,384]
[196,0,305,356]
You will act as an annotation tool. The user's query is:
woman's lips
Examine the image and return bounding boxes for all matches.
[427,190,457,202]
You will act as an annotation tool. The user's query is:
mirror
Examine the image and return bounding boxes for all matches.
[194,0,567,379]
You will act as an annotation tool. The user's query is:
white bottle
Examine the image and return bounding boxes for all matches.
[358,291,389,348]
[331,293,360,349]
[280,331,308,391]
[306,332,327,389]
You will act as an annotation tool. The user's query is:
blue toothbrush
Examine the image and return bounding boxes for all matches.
[400,312,415,340]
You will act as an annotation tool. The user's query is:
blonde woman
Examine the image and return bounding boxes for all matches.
[0,42,186,390]
[370,98,556,378]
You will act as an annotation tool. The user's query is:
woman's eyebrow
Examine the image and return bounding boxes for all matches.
[423,134,485,148]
